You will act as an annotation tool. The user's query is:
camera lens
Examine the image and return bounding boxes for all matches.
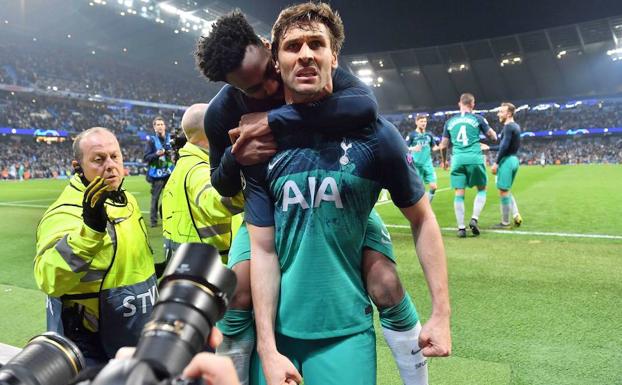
[133,243,236,378]
[0,332,85,385]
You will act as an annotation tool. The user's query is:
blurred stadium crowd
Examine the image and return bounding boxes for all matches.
[1,42,621,180]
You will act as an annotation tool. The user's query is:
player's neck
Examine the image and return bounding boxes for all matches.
[504,118,515,125]
[416,128,425,133]
[460,107,472,114]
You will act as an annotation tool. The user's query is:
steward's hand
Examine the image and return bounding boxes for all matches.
[82,176,109,232]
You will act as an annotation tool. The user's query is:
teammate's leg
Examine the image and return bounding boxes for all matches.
[362,213,428,384]
[470,187,486,235]
[217,224,255,385]
[450,166,467,237]
[493,189,512,228]
[454,190,466,237]
[511,194,522,226]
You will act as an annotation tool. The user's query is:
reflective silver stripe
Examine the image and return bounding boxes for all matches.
[194,183,213,206]
[83,311,99,330]
[221,197,243,215]
[80,269,106,282]
[196,223,231,239]
[55,235,91,273]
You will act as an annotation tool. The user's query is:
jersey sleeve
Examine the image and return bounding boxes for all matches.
[477,115,492,135]
[267,67,378,136]
[442,120,450,138]
[495,126,512,163]
[241,164,275,227]
[204,87,243,197]
[376,119,426,207]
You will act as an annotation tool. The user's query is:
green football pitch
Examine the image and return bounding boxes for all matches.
[0,164,620,385]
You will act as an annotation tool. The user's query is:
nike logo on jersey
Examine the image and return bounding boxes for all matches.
[411,347,422,355]
[268,153,287,170]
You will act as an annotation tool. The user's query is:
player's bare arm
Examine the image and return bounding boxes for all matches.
[399,198,451,357]
[248,224,302,385]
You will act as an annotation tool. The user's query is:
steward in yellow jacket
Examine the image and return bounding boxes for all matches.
[34,128,156,364]
[162,132,243,270]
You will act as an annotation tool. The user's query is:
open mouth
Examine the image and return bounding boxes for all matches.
[295,67,318,79]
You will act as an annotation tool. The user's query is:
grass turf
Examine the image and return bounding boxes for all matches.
[0,164,620,384]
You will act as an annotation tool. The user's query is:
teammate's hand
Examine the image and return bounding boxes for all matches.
[491,163,498,175]
[480,143,490,151]
[418,314,451,357]
[231,112,271,154]
[231,133,278,166]
[82,176,109,232]
[260,351,302,385]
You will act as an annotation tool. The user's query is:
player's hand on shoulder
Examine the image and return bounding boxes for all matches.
[230,130,277,166]
[418,313,452,357]
[231,112,271,153]
[260,350,302,385]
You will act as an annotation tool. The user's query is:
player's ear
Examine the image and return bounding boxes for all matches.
[275,59,280,74]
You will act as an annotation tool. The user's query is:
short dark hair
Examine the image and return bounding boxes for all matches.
[415,114,427,121]
[152,116,165,126]
[501,102,516,116]
[460,93,475,106]
[194,11,263,82]
[271,2,345,60]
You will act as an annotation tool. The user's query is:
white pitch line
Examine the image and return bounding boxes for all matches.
[385,224,622,240]
[375,187,450,207]
[0,202,49,209]
[0,198,55,204]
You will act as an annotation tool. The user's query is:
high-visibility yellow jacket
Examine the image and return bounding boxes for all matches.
[34,174,156,357]
[162,142,243,263]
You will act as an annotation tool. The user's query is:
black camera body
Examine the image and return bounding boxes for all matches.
[0,243,237,385]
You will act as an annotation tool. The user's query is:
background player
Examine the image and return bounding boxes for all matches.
[405,115,439,202]
[439,93,497,237]
[490,102,522,228]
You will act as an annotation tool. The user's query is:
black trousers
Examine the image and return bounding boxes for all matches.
[150,178,167,226]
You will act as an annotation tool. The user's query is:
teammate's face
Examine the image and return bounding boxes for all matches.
[153,120,166,136]
[225,44,281,100]
[276,22,338,103]
[416,117,427,131]
[497,106,510,123]
[79,131,124,190]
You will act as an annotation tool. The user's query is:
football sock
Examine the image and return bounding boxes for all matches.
[380,294,428,385]
[501,196,511,225]
[511,194,520,217]
[472,190,487,220]
[428,188,436,203]
[454,195,465,229]
[216,309,255,385]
